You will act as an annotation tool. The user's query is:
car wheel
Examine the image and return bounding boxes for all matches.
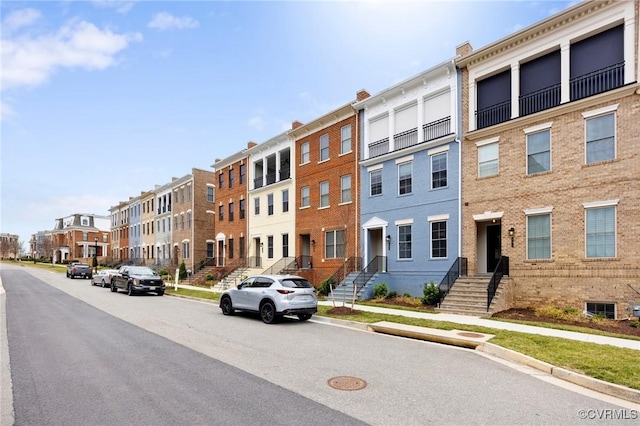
[260,301,277,324]
[70,275,74,279]
[110,282,117,293]
[127,284,135,296]
[298,314,312,321]
[101,279,107,288]
[66,272,69,278]
[157,290,164,296]
[220,296,234,315]
[90,279,95,286]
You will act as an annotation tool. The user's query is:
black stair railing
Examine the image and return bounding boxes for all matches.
[327,257,362,291]
[261,257,297,275]
[295,255,313,269]
[353,256,387,295]
[487,256,509,311]
[438,257,468,305]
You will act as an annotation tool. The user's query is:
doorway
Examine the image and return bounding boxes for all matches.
[486,224,502,273]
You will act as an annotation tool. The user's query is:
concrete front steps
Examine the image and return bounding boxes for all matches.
[329,272,377,302]
[437,276,499,317]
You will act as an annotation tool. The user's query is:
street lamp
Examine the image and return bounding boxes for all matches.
[93,237,99,273]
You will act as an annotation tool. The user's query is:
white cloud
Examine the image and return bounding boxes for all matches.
[247,114,266,131]
[1,20,142,91]
[147,12,199,31]
[92,1,137,14]
[2,8,42,33]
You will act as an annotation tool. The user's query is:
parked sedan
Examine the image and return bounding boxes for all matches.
[220,274,317,324]
[91,269,119,288]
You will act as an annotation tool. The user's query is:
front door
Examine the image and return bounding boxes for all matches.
[486,225,502,273]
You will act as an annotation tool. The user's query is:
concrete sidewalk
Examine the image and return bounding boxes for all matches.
[317,300,640,350]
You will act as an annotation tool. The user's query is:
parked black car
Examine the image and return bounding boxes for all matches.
[67,262,92,279]
[110,266,165,296]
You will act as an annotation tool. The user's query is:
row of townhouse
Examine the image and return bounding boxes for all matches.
[104,0,638,318]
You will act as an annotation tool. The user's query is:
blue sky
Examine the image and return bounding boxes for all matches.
[1,0,575,250]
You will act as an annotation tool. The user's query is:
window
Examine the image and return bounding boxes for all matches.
[82,232,88,241]
[586,206,615,258]
[174,216,178,229]
[183,242,190,259]
[180,188,185,203]
[229,169,235,188]
[478,142,499,177]
[301,186,310,207]
[240,164,246,184]
[229,203,234,221]
[180,214,184,230]
[341,125,351,154]
[527,214,551,259]
[319,134,329,161]
[398,225,412,259]
[431,221,447,258]
[218,173,224,189]
[398,162,412,195]
[586,302,615,319]
[301,142,310,164]
[103,234,108,243]
[207,243,214,258]
[282,190,289,213]
[240,199,245,219]
[207,186,214,202]
[187,212,191,229]
[282,234,289,257]
[267,236,274,259]
[527,130,551,174]
[341,175,351,203]
[431,152,448,188]
[239,237,245,258]
[370,169,382,196]
[187,185,192,201]
[320,181,329,208]
[586,113,615,164]
[267,194,274,215]
[228,238,234,259]
[325,230,345,259]
[254,198,260,215]
[218,205,224,221]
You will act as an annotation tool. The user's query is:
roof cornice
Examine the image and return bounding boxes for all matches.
[287,102,356,139]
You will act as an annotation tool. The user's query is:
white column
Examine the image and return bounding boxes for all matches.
[468,80,477,131]
[262,157,267,185]
[388,109,396,152]
[560,41,570,103]
[276,151,281,182]
[511,62,520,119]
[382,226,388,273]
[364,116,370,159]
[625,18,635,84]
[417,98,424,142]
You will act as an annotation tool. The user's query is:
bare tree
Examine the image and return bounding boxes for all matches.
[10,237,24,259]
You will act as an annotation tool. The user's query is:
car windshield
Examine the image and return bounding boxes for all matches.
[126,267,156,275]
[280,278,312,288]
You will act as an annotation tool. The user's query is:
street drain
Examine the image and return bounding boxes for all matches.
[328,376,367,391]
[457,332,485,338]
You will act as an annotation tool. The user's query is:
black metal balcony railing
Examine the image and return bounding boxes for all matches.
[265,172,276,185]
[519,83,561,117]
[279,167,290,180]
[253,176,263,189]
[393,128,418,150]
[571,62,624,101]
[476,99,511,129]
[368,138,389,158]
[423,116,451,142]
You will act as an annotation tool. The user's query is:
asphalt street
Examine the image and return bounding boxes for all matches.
[1,263,636,425]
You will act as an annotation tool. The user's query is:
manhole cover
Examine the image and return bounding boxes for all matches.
[328,376,367,391]
[457,332,485,338]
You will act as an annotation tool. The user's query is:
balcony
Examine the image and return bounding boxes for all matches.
[423,116,451,142]
[394,128,418,151]
[368,138,389,158]
[519,84,561,117]
[279,167,290,180]
[254,176,263,189]
[570,62,624,101]
[476,99,511,130]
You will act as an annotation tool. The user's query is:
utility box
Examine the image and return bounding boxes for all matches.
[633,305,640,318]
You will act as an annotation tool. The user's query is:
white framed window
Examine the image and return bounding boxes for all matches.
[585,203,616,258]
[207,186,214,202]
[431,221,447,258]
[254,197,260,215]
[398,225,412,259]
[267,235,274,259]
[182,242,190,259]
[398,162,412,195]
[431,152,448,188]
[585,113,615,164]
[527,129,551,174]
[319,181,329,208]
[319,134,329,162]
[478,142,499,177]
[325,229,345,259]
[301,186,310,208]
[301,142,310,164]
[282,189,289,213]
[527,213,551,259]
[340,125,352,154]
[267,194,274,215]
[341,174,351,203]
[370,169,382,196]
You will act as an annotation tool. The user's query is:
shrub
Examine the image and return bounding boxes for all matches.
[630,321,640,328]
[373,283,388,298]
[318,277,336,296]
[422,282,441,306]
[403,293,411,298]
[159,269,168,276]
[205,273,214,281]
[178,261,187,279]
[386,291,397,299]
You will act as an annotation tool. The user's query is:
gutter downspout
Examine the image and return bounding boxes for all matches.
[456,61,463,258]
[355,107,359,269]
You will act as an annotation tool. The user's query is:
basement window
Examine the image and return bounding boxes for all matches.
[585,302,615,319]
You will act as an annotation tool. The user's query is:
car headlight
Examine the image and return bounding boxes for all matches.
[133,279,140,285]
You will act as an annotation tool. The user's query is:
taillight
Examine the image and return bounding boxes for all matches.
[277,289,294,294]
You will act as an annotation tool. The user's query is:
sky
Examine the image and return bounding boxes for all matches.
[1,0,577,251]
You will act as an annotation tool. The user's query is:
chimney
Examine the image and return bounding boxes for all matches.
[291,120,304,130]
[456,42,473,58]
[356,90,371,101]
[247,141,257,149]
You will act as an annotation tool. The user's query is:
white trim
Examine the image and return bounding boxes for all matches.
[395,155,414,164]
[206,183,215,188]
[395,218,414,226]
[428,214,449,222]
[524,206,553,215]
[475,136,499,147]
[367,164,383,172]
[523,122,553,135]
[582,199,619,209]
[181,239,190,244]
[206,239,215,243]
[581,104,619,119]
[205,210,215,215]
[427,145,449,156]
[473,211,504,221]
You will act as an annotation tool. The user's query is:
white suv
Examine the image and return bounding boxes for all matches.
[220,274,317,324]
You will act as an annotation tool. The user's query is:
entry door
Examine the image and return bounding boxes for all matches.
[368,228,383,263]
[486,225,502,273]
